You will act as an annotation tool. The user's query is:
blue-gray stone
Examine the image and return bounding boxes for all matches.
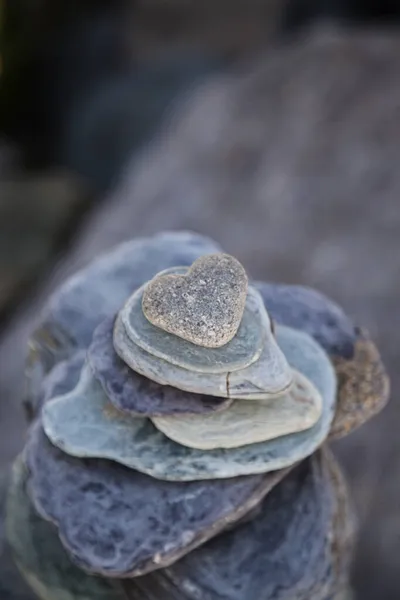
[25,423,286,577]
[42,325,336,481]
[127,449,354,600]
[6,457,125,600]
[89,318,232,416]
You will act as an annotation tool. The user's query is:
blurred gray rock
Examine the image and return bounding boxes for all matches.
[0,173,91,327]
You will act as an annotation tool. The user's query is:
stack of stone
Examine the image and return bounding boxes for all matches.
[5,232,389,600]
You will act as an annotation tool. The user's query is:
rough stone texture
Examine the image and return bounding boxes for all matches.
[152,368,322,449]
[330,332,389,439]
[38,232,221,354]
[7,458,125,600]
[43,325,335,481]
[125,448,354,600]
[142,253,248,347]
[114,311,292,400]
[2,451,353,600]
[255,283,390,440]
[122,275,266,373]
[89,318,233,416]
[25,422,287,578]
[22,232,221,418]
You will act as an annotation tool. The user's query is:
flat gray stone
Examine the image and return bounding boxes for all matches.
[6,457,125,600]
[42,325,336,481]
[89,319,233,416]
[36,231,221,352]
[151,368,322,449]
[114,313,292,401]
[25,423,287,577]
[121,276,267,373]
[142,254,248,348]
[25,231,221,413]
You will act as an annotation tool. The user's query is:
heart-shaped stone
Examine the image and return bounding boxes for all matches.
[142,253,248,348]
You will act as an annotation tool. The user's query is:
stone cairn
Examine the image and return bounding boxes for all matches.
[5,232,389,600]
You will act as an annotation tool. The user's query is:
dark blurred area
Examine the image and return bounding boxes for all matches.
[1,1,400,599]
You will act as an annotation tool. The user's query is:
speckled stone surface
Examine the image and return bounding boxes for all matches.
[125,448,354,600]
[43,325,336,481]
[88,319,233,416]
[121,276,266,373]
[142,254,248,348]
[255,282,390,439]
[25,423,287,578]
[152,369,322,449]
[330,330,390,439]
[7,457,125,600]
[114,313,293,401]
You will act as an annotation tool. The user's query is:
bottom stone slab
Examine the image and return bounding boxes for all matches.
[5,446,354,600]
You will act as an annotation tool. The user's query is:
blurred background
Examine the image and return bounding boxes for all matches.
[1,0,400,598]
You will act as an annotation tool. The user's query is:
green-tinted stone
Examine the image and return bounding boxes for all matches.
[121,276,268,373]
[43,325,336,481]
[114,312,293,401]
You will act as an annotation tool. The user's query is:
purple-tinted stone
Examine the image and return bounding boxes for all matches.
[88,318,232,416]
[25,423,287,578]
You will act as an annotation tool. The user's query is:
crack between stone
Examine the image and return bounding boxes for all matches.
[226,372,231,398]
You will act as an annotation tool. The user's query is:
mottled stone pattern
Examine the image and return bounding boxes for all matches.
[43,325,335,481]
[89,318,233,415]
[128,449,352,600]
[142,254,248,347]
[26,423,286,577]
[7,458,125,600]
[330,331,390,439]
[3,449,353,600]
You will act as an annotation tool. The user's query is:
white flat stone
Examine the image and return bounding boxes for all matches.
[151,368,322,449]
